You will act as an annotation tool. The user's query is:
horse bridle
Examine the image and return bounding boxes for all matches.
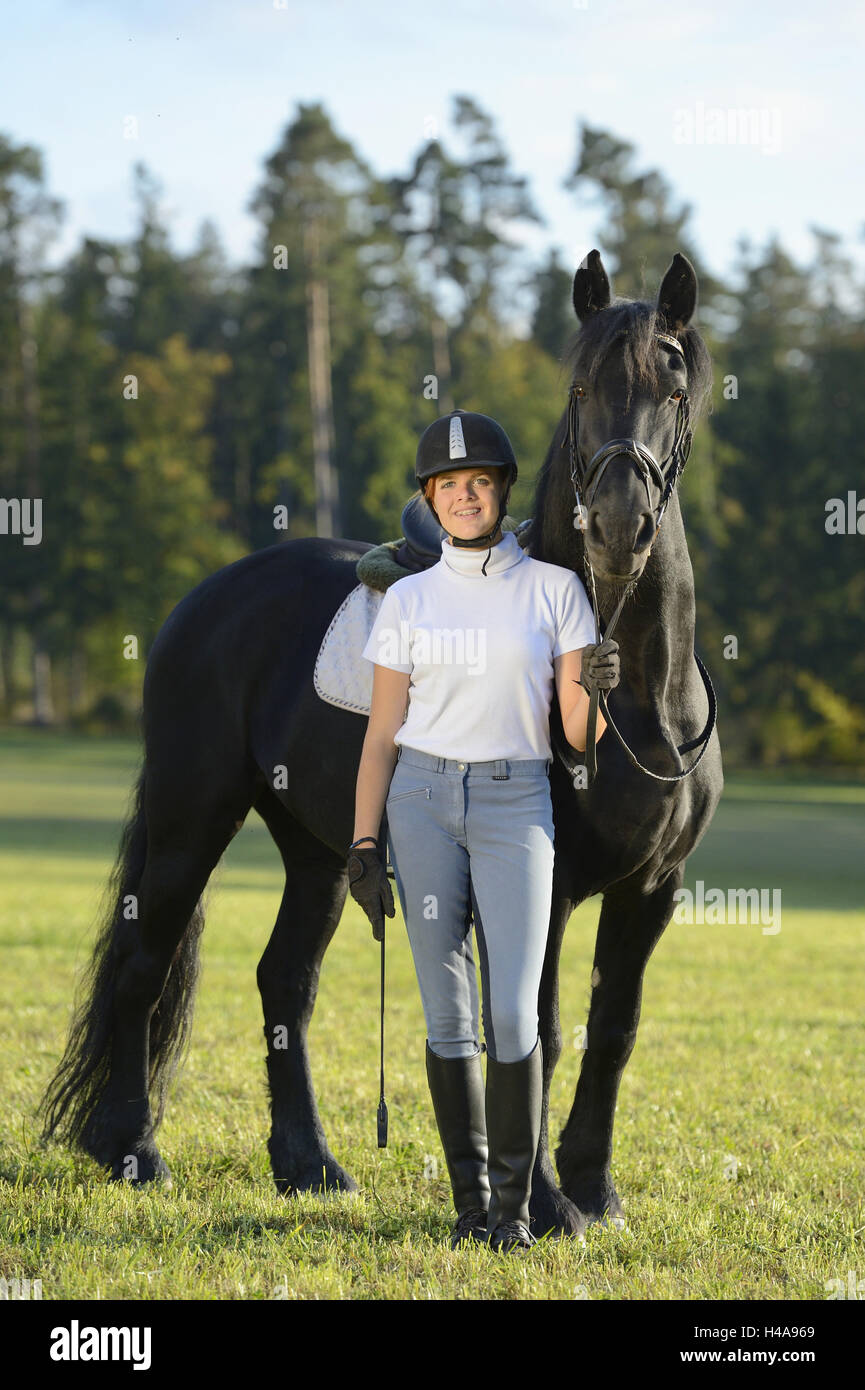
[568,332,693,528]
[551,330,718,786]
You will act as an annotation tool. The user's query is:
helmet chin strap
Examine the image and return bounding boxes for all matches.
[434,497,507,577]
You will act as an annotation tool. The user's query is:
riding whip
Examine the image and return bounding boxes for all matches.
[376,815,390,1147]
[376,924,388,1147]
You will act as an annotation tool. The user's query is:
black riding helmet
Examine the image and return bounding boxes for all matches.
[415,410,518,568]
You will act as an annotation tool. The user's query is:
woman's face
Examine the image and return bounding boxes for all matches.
[431,467,507,541]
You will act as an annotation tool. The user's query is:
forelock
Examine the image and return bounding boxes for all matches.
[564,298,713,419]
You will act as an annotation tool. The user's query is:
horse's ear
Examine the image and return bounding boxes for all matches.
[657,253,697,330]
[573,249,611,322]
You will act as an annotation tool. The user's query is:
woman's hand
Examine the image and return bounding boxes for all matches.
[348,845,395,941]
[577,639,620,695]
[351,665,408,939]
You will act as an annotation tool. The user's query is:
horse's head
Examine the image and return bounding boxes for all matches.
[566,249,712,584]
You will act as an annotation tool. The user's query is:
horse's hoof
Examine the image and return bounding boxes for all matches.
[529,1168,588,1242]
[560,1171,625,1230]
[273,1157,359,1197]
[594,1212,626,1232]
[109,1149,172,1187]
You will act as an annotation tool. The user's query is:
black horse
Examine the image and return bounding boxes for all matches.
[39,249,721,1239]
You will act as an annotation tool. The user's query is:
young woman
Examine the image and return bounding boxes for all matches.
[348,409,619,1253]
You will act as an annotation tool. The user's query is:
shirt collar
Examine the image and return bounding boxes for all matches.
[439,528,525,578]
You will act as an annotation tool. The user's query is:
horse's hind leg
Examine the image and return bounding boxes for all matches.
[253,788,356,1196]
[83,781,253,1184]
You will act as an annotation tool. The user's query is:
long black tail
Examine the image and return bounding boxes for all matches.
[38,761,205,1150]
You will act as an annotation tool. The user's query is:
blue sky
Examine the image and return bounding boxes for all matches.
[6,0,863,299]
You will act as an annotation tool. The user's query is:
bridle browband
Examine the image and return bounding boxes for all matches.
[552,329,717,786]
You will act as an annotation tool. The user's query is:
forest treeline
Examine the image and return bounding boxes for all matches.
[0,101,862,768]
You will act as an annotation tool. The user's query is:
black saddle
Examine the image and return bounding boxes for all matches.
[394,494,447,574]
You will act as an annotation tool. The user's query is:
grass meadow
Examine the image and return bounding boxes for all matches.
[1,728,862,1300]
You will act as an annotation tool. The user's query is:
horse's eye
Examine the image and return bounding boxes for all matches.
[670,388,684,401]
[572,383,586,399]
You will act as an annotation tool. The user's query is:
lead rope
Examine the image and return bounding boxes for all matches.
[568,388,635,782]
[581,559,635,783]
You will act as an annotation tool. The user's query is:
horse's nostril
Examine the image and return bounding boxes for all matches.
[588,507,655,556]
[635,512,656,553]
[588,511,606,549]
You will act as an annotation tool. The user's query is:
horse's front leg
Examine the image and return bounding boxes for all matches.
[254,794,358,1196]
[529,891,588,1241]
[555,873,683,1227]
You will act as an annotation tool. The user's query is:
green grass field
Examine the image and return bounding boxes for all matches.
[1,728,862,1300]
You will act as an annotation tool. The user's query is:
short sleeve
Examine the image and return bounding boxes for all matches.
[552,573,596,657]
[361,584,412,673]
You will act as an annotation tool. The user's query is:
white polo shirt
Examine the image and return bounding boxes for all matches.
[361,529,596,761]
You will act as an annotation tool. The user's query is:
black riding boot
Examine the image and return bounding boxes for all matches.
[485,1035,543,1253]
[425,1041,490,1248]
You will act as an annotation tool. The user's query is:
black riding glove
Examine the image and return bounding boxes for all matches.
[348,844,395,942]
[576,638,621,695]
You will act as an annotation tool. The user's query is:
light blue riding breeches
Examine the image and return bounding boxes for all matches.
[384,743,555,1063]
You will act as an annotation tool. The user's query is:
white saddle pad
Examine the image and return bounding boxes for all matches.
[314,582,385,715]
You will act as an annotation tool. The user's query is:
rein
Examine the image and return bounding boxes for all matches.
[553,331,717,787]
